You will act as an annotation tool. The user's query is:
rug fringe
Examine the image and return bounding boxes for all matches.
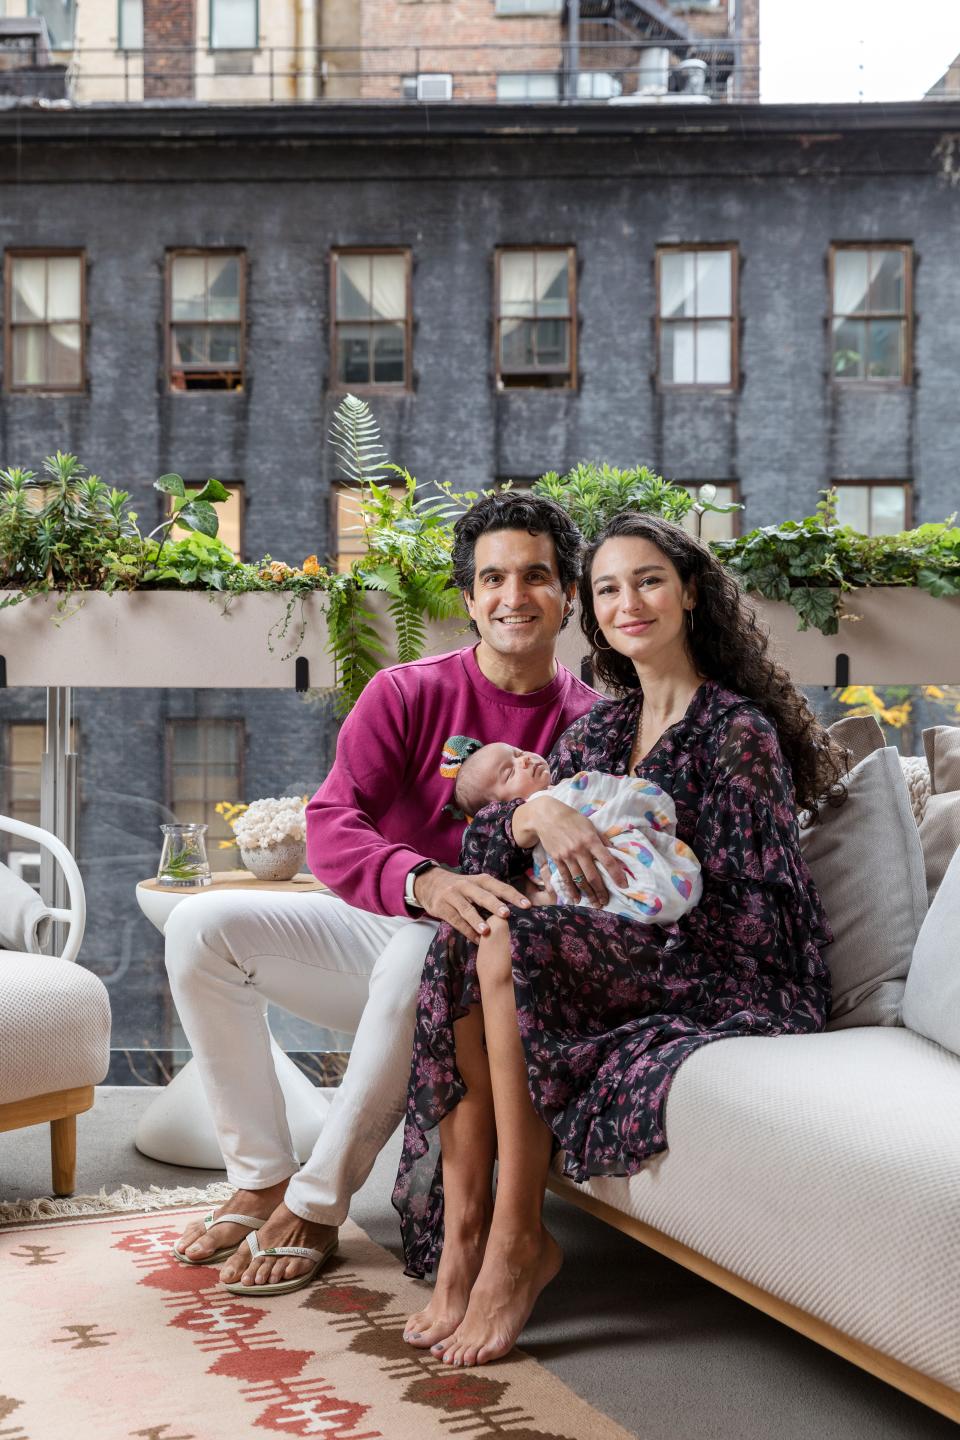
[0,1180,234,1225]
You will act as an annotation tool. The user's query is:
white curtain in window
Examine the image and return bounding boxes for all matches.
[171,256,207,321]
[211,0,257,50]
[500,252,535,316]
[833,250,869,316]
[695,251,731,318]
[370,255,406,322]
[660,251,696,318]
[47,257,81,322]
[11,259,47,324]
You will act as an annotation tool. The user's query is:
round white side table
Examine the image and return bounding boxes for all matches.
[134,871,335,1169]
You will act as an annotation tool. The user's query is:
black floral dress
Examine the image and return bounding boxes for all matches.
[392,681,833,1279]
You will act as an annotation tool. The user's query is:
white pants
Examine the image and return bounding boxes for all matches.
[164,890,437,1225]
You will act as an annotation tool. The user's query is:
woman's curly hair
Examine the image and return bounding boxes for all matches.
[578,512,849,821]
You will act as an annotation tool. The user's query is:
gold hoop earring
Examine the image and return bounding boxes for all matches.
[593,628,613,652]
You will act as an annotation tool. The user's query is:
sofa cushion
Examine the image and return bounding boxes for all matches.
[0,861,50,954]
[551,1027,960,1392]
[799,745,927,1028]
[918,725,960,904]
[902,844,960,1056]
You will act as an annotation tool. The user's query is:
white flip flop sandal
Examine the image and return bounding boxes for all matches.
[171,1210,268,1266]
[221,1227,339,1296]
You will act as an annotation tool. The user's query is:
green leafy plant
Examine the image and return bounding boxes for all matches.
[532,462,739,540]
[715,491,960,634]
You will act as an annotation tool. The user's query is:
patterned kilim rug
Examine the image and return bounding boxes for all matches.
[1,1202,637,1440]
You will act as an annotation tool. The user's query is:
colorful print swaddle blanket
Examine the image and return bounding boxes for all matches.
[527,770,703,924]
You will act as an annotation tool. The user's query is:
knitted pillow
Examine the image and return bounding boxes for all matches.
[902,843,960,1056]
[0,861,50,955]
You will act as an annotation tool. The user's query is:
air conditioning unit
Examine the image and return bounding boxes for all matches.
[636,45,670,95]
[416,73,453,102]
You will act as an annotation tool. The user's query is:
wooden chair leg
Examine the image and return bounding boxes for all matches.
[50,1114,77,1196]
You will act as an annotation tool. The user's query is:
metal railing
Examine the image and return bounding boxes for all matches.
[5,38,759,106]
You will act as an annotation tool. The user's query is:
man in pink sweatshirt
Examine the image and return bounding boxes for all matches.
[167,492,596,1292]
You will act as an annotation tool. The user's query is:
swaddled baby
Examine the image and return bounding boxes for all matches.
[453,742,702,924]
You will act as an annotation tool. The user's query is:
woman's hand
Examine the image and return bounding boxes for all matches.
[512,797,629,908]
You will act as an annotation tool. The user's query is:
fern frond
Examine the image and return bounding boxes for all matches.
[388,589,427,666]
[329,395,389,485]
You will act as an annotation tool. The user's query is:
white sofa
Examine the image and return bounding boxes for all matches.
[550,721,960,1423]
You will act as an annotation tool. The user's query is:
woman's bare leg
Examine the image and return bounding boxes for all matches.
[403,1003,496,1349]
[433,917,562,1368]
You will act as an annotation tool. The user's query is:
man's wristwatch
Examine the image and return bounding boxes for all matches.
[404,859,436,912]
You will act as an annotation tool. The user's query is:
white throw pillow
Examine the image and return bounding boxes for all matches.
[902,844,960,1055]
[799,747,928,1029]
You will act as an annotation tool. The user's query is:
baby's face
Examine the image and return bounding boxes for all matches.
[471,744,551,803]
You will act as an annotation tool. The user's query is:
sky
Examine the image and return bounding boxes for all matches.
[760,0,960,104]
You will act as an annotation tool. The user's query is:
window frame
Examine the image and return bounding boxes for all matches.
[165,248,246,394]
[4,249,87,395]
[330,248,413,394]
[828,242,913,387]
[831,479,912,535]
[209,0,260,51]
[494,244,577,390]
[164,718,246,861]
[655,242,739,393]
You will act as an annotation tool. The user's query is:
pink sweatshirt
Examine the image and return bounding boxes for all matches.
[306,644,597,916]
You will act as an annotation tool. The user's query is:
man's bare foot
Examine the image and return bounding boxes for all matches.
[431,1225,562,1367]
[219,1201,338,1288]
[403,1214,491,1350]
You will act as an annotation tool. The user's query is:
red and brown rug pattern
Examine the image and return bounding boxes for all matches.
[2,1207,635,1440]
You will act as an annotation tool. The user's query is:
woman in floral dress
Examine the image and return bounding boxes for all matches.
[394,512,848,1369]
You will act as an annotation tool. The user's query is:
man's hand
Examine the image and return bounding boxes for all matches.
[413,867,531,944]
[511,796,630,909]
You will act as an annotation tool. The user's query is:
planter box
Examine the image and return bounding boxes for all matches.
[1,586,958,688]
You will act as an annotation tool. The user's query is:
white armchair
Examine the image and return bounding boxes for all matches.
[0,815,110,1196]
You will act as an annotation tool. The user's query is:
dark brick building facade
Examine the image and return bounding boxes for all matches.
[1,100,957,1063]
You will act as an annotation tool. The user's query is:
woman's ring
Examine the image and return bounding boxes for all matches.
[572,873,587,887]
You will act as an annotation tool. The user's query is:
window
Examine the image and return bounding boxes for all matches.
[833,482,910,536]
[28,0,76,48]
[495,247,576,389]
[676,482,741,542]
[167,251,244,391]
[166,719,244,867]
[495,0,564,13]
[331,481,407,572]
[165,482,245,559]
[118,0,143,49]
[210,0,258,49]
[5,252,85,392]
[657,245,737,387]
[830,245,911,383]
[496,73,561,101]
[332,250,411,389]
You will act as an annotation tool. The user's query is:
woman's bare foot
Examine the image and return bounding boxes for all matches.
[176,1179,291,1264]
[403,1212,491,1350]
[431,1225,562,1367]
[219,1201,338,1288]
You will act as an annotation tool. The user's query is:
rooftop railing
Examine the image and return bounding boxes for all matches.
[2,38,760,106]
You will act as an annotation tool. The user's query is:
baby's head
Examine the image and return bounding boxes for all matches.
[454,743,551,815]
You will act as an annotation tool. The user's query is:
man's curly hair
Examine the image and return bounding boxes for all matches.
[451,492,583,632]
[578,511,849,821]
